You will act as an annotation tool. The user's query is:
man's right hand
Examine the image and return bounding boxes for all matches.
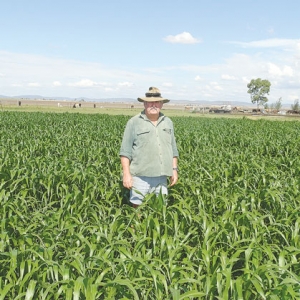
[122,173,133,189]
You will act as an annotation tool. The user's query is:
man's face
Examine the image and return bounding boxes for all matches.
[144,101,163,116]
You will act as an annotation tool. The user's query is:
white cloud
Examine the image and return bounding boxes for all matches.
[162,82,173,87]
[203,93,213,97]
[164,32,201,44]
[195,75,203,81]
[209,82,223,91]
[28,82,40,87]
[104,87,114,92]
[289,94,300,101]
[214,85,223,91]
[221,74,236,80]
[53,81,62,86]
[232,38,300,49]
[268,63,294,77]
[118,82,133,87]
[69,79,102,88]
[242,77,250,83]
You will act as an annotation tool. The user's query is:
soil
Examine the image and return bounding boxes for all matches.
[0,98,184,110]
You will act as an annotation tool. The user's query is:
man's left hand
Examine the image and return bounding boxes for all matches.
[169,170,178,186]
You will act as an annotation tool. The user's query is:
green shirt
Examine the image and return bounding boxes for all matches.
[120,111,179,177]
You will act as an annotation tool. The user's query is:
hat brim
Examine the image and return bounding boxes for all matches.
[137,97,170,103]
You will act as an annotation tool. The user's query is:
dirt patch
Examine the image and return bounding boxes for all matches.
[0,98,185,109]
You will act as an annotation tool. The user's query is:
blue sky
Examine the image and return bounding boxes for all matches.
[1,0,300,104]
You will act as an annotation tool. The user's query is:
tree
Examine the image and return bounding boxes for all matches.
[274,97,282,110]
[265,97,282,112]
[291,99,300,111]
[247,78,271,109]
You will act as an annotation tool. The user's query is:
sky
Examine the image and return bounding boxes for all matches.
[1,0,300,105]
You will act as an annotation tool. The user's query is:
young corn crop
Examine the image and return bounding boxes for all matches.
[0,111,299,299]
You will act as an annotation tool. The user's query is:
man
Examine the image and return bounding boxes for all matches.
[120,86,179,206]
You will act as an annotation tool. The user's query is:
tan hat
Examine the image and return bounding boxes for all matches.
[137,87,170,103]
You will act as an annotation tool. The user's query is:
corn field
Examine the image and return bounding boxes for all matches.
[0,111,299,299]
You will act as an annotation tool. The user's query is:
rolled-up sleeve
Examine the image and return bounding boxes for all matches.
[171,129,179,158]
[119,120,134,160]
[167,119,179,158]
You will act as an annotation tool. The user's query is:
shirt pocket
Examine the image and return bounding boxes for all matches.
[163,127,172,144]
[135,130,151,147]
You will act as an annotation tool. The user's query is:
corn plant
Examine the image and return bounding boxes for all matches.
[0,111,299,299]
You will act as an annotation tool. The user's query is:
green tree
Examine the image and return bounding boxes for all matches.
[247,78,271,109]
[274,97,282,110]
[291,99,299,111]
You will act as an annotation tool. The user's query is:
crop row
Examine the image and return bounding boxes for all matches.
[0,111,299,299]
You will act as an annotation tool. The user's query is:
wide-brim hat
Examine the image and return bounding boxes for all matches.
[137,87,170,103]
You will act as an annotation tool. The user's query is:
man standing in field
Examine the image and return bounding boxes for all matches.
[120,86,179,206]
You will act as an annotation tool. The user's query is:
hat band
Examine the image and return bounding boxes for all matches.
[145,92,161,97]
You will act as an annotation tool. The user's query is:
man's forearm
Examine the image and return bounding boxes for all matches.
[120,156,132,189]
[173,157,178,168]
[121,156,131,174]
